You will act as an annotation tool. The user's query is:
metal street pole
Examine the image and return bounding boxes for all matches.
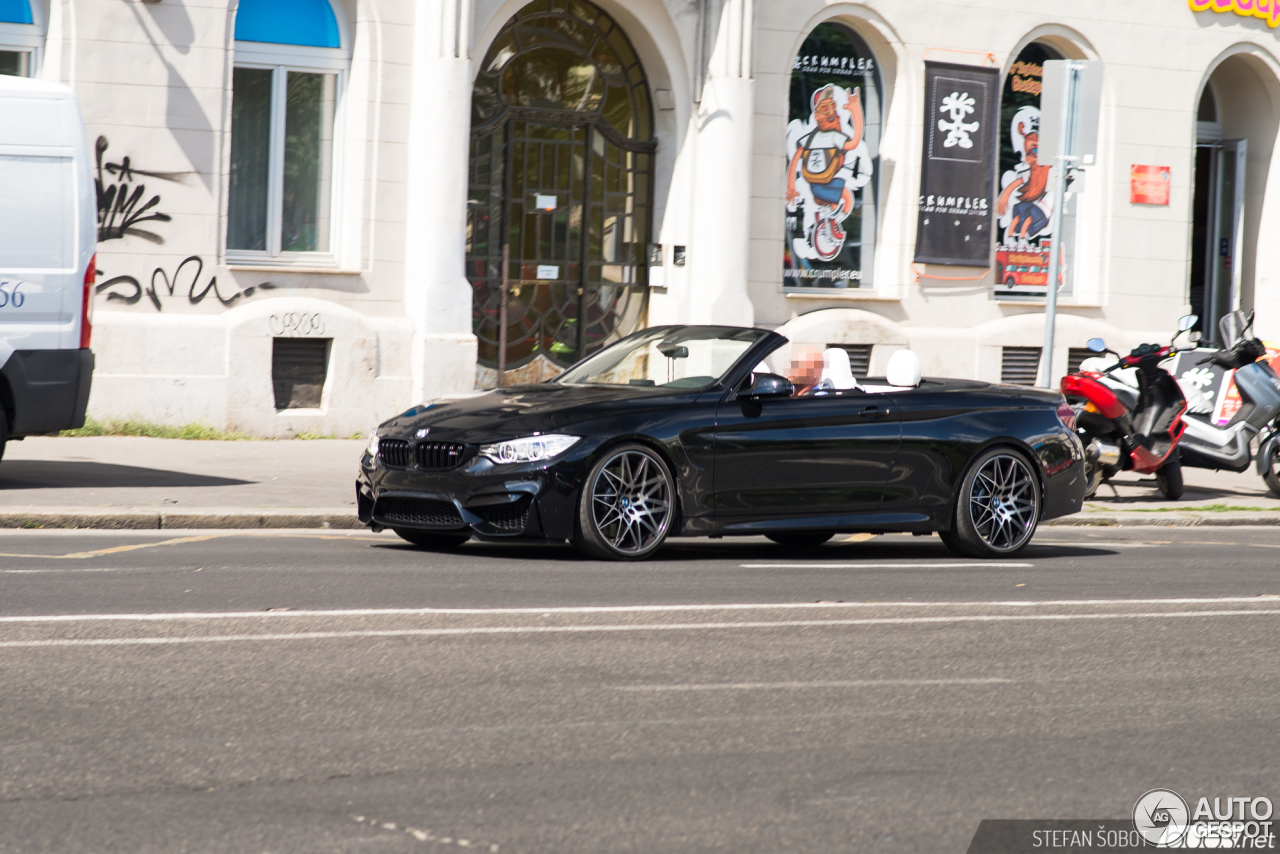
[1039,63,1080,389]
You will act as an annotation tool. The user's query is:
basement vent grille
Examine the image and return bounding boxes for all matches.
[1067,347,1096,375]
[825,343,873,378]
[1001,346,1042,386]
[272,338,330,410]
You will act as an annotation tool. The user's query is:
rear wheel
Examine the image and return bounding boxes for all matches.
[765,532,835,549]
[1156,455,1184,500]
[1262,441,1280,498]
[573,444,675,561]
[394,529,470,550]
[940,448,1041,559]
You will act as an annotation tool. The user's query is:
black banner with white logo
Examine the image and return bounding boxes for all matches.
[914,61,999,266]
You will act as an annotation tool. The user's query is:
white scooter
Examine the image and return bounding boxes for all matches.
[1171,310,1280,497]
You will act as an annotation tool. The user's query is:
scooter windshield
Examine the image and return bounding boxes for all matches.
[1219,310,1248,348]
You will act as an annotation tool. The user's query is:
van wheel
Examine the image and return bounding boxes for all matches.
[940,448,1041,558]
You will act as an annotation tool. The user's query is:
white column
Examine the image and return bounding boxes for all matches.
[688,0,755,326]
[404,0,478,401]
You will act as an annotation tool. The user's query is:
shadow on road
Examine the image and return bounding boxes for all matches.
[371,537,1121,562]
[0,460,253,490]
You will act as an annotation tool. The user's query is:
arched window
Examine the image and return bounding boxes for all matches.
[468,0,656,384]
[994,42,1064,300]
[0,0,42,77]
[227,0,348,261]
[783,22,882,291]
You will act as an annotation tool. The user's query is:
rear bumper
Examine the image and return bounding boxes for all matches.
[1,348,94,436]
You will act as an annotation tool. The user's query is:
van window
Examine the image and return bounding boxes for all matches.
[0,154,74,269]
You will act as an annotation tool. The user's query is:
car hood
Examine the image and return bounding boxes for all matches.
[379,383,706,443]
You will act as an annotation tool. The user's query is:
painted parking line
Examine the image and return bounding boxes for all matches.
[0,535,222,560]
[614,678,1012,692]
[741,562,1034,569]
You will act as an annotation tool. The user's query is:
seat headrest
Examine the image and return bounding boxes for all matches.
[886,349,921,388]
[819,347,859,390]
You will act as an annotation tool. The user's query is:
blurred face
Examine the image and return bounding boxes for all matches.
[814,96,840,131]
[789,347,824,387]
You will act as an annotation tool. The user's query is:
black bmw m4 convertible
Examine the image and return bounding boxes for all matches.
[357,325,1086,560]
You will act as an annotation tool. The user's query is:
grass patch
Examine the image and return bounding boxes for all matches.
[59,418,364,441]
[1088,502,1278,513]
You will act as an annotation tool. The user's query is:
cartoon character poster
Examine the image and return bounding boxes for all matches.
[784,23,880,290]
[993,43,1076,299]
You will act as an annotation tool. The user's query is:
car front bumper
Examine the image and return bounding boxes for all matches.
[356,443,597,541]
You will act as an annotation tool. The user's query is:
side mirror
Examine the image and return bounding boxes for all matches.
[1178,314,1198,332]
[739,372,795,400]
[1188,330,1202,344]
[1086,338,1107,353]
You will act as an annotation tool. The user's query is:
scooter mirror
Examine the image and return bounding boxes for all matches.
[1177,314,1198,332]
[1188,330,1202,344]
[1086,337,1107,353]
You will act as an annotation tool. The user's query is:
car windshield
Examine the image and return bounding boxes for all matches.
[555,326,770,389]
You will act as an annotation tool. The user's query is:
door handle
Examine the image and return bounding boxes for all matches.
[861,405,890,420]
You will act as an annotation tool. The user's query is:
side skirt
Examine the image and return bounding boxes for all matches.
[678,511,936,537]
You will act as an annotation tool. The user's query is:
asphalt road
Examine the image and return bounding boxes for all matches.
[2,528,1280,853]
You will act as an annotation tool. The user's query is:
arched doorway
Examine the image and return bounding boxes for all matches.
[1191,55,1280,342]
[467,0,655,386]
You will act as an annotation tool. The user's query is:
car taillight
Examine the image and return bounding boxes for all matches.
[1056,400,1077,432]
[79,253,96,349]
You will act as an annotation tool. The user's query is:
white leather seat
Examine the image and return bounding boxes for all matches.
[886,349,922,388]
[817,348,860,390]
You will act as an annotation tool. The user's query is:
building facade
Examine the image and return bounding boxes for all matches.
[3,0,1280,434]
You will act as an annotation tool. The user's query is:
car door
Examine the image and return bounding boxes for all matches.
[711,392,901,518]
[881,382,1002,514]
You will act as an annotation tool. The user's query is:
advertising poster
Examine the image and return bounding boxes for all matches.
[1170,344,1280,426]
[914,61,999,266]
[993,43,1077,300]
[783,22,881,290]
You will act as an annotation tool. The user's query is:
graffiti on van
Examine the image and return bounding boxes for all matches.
[94,136,189,244]
[96,256,274,310]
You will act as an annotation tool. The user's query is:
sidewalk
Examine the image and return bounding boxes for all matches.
[0,436,1276,529]
[0,436,366,529]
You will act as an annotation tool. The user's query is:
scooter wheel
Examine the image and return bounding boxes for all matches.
[1156,457,1184,501]
[1262,442,1280,499]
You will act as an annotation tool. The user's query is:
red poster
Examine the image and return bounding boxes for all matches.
[1130,165,1170,205]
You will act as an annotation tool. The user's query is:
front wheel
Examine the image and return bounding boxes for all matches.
[1262,440,1280,498]
[940,448,1042,559]
[1156,455,1184,500]
[573,444,675,561]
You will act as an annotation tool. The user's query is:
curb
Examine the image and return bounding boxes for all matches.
[0,510,365,530]
[1044,513,1280,527]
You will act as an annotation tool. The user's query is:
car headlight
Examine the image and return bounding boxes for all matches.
[479,434,581,464]
[366,427,379,457]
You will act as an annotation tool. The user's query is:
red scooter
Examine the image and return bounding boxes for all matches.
[1060,315,1198,499]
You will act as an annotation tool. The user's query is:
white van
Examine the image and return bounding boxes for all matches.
[0,75,96,459]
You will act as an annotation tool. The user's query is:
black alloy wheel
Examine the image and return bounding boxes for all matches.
[394,529,470,549]
[765,532,835,549]
[574,443,675,560]
[940,448,1041,558]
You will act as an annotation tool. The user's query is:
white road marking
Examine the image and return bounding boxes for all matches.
[4,610,1280,648]
[741,562,1034,569]
[615,678,1011,692]
[1,598,1278,623]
